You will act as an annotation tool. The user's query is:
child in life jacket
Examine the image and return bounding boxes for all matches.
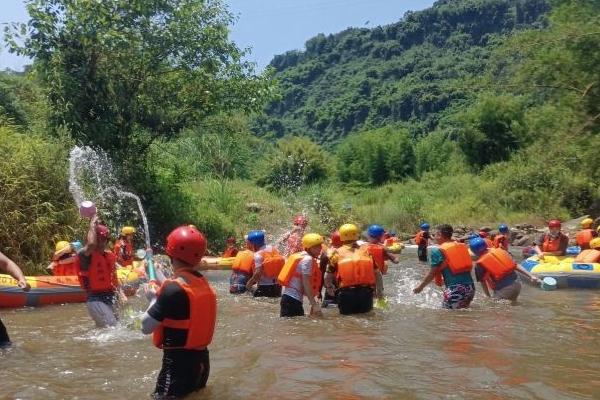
[413,224,476,309]
[575,218,596,250]
[325,223,382,315]
[414,223,431,262]
[141,225,217,398]
[533,220,569,259]
[278,233,325,317]
[222,237,238,258]
[245,230,285,298]
[365,224,399,301]
[470,237,540,302]
[277,215,308,257]
[47,240,80,276]
[493,224,510,251]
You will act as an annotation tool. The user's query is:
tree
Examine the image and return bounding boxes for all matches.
[5,0,276,161]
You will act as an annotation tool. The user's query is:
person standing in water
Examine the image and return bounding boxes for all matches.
[0,251,30,348]
[78,215,127,328]
[222,237,239,258]
[278,215,308,257]
[533,219,569,259]
[469,237,541,302]
[245,230,285,297]
[413,224,475,309]
[414,223,431,262]
[278,233,324,317]
[114,226,136,267]
[141,225,217,398]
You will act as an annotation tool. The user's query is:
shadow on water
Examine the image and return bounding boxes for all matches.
[2,250,600,399]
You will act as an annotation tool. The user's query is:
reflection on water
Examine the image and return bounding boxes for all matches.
[2,250,600,399]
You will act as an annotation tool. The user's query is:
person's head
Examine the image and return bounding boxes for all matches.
[54,240,71,255]
[469,237,488,256]
[498,224,509,234]
[367,224,385,242]
[581,218,594,229]
[389,229,397,237]
[339,223,359,244]
[420,222,430,232]
[590,238,600,250]
[434,224,453,244]
[166,225,207,269]
[548,219,561,235]
[293,215,308,229]
[478,230,489,239]
[330,231,342,248]
[226,237,236,246]
[96,224,110,250]
[246,230,265,251]
[302,233,324,258]
[121,226,136,241]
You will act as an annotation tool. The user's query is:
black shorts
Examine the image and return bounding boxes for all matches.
[254,284,282,298]
[338,286,374,315]
[154,348,210,398]
[280,294,305,317]
[417,246,428,262]
[0,317,10,346]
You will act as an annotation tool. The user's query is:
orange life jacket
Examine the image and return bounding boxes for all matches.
[414,231,427,247]
[222,246,238,258]
[153,269,217,350]
[434,242,473,286]
[484,238,494,248]
[52,255,80,276]
[576,229,594,249]
[114,239,134,267]
[366,243,387,274]
[231,250,254,275]
[278,252,322,295]
[78,250,118,293]
[493,234,509,251]
[542,234,563,252]
[476,248,516,288]
[257,247,285,278]
[574,249,600,263]
[336,249,376,289]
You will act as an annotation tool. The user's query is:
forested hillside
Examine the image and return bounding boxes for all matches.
[253,0,550,143]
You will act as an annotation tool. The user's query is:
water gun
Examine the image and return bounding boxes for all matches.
[145,248,159,289]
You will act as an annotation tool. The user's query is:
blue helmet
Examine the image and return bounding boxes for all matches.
[498,224,509,233]
[246,230,265,247]
[469,237,488,255]
[420,222,430,231]
[368,224,385,239]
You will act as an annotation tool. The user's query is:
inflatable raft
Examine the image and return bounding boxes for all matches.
[521,255,600,289]
[200,257,235,270]
[0,268,143,308]
[385,243,405,254]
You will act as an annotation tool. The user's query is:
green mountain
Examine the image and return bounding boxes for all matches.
[252,0,549,145]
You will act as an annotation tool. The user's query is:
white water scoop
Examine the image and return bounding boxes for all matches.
[541,277,557,291]
[79,201,96,218]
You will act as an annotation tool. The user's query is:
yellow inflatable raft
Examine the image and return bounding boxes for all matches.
[199,257,235,270]
[521,255,600,289]
[385,243,405,254]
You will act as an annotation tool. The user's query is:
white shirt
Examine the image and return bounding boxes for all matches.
[282,253,313,301]
[254,245,277,286]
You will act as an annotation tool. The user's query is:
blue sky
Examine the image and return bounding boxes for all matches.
[1,0,435,71]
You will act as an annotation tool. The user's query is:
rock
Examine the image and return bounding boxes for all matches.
[515,235,533,247]
[245,202,262,213]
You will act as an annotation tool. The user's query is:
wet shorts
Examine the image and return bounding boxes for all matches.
[338,286,374,315]
[442,283,475,309]
[154,348,210,399]
[417,246,428,262]
[229,271,249,294]
[86,292,118,328]
[254,284,281,298]
[493,280,522,301]
[280,294,304,317]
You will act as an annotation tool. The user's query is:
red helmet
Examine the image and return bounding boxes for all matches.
[96,225,110,238]
[548,219,561,229]
[293,215,308,227]
[166,225,207,266]
[330,231,342,248]
[478,230,488,238]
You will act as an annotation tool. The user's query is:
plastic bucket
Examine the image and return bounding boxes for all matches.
[541,276,558,291]
[79,201,96,218]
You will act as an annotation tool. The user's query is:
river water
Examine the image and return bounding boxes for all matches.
[2,250,599,400]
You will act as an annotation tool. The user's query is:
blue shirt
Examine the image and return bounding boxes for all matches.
[430,247,474,287]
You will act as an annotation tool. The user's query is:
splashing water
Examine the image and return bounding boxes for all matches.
[68,146,151,248]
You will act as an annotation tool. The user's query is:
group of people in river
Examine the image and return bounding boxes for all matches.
[2,212,600,398]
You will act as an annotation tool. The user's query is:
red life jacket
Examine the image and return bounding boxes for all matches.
[576,229,594,249]
[366,243,387,274]
[53,255,80,276]
[476,248,516,288]
[231,250,254,275]
[414,231,427,247]
[574,249,600,263]
[434,242,473,286]
[114,239,134,267]
[493,234,509,251]
[277,252,322,295]
[542,234,563,252]
[153,269,217,350]
[257,247,286,278]
[78,250,118,293]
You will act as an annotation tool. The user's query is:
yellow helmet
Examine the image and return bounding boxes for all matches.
[121,226,136,235]
[302,233,324,249]
[55,240,70,254]
[590,238,600,249]
[339,223,359,242]
[581,218,594,228]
